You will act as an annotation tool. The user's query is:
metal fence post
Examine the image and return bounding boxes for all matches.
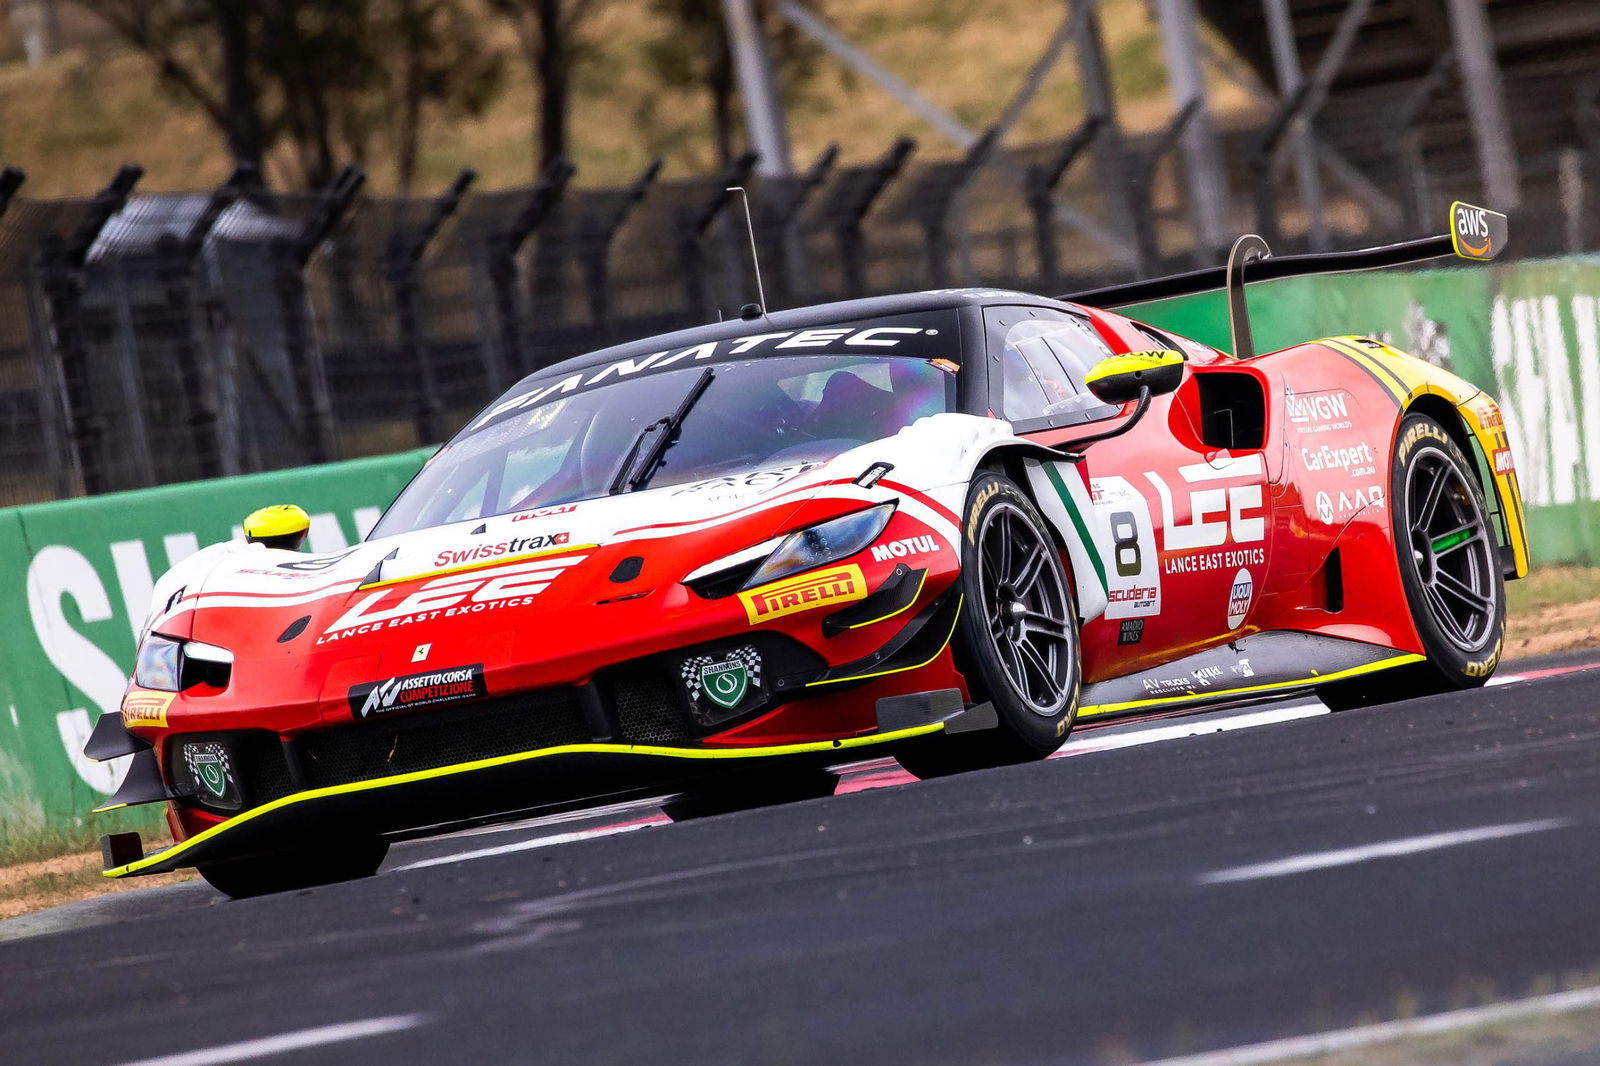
[678,152,757,320]
[1027,116,1103,293]
[39,164,142,495]
[284,165,364,464]
[815,137,915,298]
[757,143,838,307]
[484,158,574,387]
[386,168,476,446]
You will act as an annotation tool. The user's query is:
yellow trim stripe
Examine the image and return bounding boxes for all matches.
[806,596,963,688]
[1325,338,1410,403]
[847,570,929,630]
[103,722,945,878]
[1079,653,1425,718]
[358,545,597,590]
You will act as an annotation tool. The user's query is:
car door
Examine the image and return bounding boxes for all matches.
[981,305,1272,685]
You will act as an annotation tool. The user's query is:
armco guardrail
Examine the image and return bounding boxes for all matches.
[1134,256,1597,566]
[1,447,430,841]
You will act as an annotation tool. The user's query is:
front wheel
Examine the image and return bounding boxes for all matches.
[1318,414,1505,710]
[198,837,390,899]
[896,472,1081,779]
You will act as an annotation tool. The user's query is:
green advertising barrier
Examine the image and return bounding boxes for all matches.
[0,448,431,842]
[1130,256,1600,567]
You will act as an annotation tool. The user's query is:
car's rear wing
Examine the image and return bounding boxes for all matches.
[1062,202,1508,360]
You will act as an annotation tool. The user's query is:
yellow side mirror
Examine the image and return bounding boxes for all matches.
[1085,350,1185,405]
[243,504,311,552]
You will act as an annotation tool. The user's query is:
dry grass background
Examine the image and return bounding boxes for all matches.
[0,0,1262,196]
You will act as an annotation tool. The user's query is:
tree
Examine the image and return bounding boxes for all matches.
[643,0,829,168]
[79,0,500,190]
[487,0,605,173]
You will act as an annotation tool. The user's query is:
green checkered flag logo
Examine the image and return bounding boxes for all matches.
[682,646,763,712]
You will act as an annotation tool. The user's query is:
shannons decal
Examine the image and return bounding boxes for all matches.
[121,689,174,728]
[348,664,488,719]
[739,565,867,624]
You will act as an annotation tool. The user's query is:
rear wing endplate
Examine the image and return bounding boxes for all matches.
[1062,202,1508,359]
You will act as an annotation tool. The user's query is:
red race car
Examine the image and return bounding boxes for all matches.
[89,205,1527,897]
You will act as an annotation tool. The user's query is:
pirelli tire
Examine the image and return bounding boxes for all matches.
[1318,413,1506,711]
[197,837,390,899]
[895,472,1081,779]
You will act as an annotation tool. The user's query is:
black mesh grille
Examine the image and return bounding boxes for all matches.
[294,689,590,789]
[612,671,692,744]
[244,741,295,806]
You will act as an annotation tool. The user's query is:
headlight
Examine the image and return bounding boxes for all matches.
[132,636,234,692]
[742,503,896,589]
[134,635,183,691]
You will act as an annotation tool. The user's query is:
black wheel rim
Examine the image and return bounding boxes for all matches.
[975,501,1075,716]
[1403,444,1499,651]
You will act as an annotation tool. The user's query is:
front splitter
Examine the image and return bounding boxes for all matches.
[104,722,948,878]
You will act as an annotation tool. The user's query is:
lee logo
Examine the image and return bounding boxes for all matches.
[121,689,174,728]
[739,565,866,624]
[322,556,586,638]
[1146,454,1266,552]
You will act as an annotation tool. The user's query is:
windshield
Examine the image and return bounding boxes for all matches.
[370,354,958,537]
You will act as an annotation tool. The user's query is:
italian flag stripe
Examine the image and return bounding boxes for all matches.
[1041,462,1107,595]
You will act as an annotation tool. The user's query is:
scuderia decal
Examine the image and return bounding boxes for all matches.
[349,664,488,719]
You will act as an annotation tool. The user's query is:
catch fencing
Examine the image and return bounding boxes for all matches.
[7,94,1584,509]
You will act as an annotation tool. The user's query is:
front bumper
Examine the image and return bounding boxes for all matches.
[102,691,992,878]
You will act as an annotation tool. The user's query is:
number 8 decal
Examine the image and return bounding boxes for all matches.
[1111,510,1141,577]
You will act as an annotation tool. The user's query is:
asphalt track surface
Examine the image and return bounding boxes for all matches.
[7,652,1600,1066]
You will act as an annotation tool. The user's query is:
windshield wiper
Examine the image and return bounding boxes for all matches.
[607,367,716,495]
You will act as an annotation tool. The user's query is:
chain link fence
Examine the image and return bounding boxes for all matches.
[0,113,1584,507]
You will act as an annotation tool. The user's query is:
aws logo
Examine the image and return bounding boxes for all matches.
[1451,202,1507,262]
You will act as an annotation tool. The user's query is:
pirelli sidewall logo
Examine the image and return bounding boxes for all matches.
[739,564,867,624]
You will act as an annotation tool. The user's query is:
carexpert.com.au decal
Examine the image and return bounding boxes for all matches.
[473,310,959,431]
[348,663,489,720]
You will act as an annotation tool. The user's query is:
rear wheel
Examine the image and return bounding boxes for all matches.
[198,837,389,899]
[896,472,1080,779]
[1318,414,1505,710]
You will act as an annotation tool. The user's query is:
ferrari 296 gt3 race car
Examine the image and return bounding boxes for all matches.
[87,205,1528,897]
